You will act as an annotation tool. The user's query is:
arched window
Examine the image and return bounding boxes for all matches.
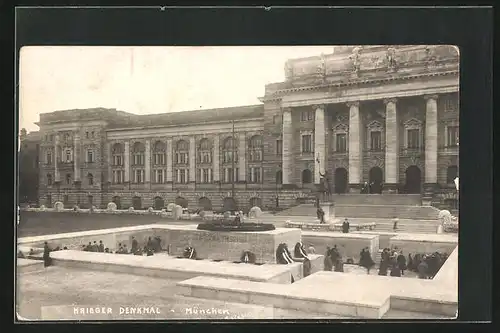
[47,174,52,186]
[132,142,145,166]
[198,138,212,164]
[66,173,72,185]
[302,169,312,184]
[112,143,124,166]
[153,140,166,165]
[223,137,237,163]
[446,165,458,184]
[87,173,94,186]
[248,135,263,162]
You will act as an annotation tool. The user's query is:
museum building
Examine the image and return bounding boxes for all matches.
[25,45,459,212]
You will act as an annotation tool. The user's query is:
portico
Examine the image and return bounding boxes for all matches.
[279,74,455,196]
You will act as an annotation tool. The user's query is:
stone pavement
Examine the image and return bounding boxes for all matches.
[17,267,449,320]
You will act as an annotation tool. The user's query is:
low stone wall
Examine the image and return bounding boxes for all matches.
[301,232,379,262]
[18,224,301,264]
[389,234,458,255]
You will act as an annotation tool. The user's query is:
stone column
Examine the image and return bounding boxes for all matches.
[107,142,112,183]
[314,104,326,184]
[348,101,362,190]
[282,108,293,185]
[189,137,196,183]
[166,138,173,182]
[73,132,80,181]
[384,98,399,192]
[423,94,439,205]
[238,134,246,182]
[54,135,60,182]
[124,141,130,183]
[145,139,151,183]
[213,135,220,182]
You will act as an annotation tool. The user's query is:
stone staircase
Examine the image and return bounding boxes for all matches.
[259,214,439,234]
[330,194,422,206]
[334,205,440,220]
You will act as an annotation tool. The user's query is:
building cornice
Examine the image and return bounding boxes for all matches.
[260,70,459,102]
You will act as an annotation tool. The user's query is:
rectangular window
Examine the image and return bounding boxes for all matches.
[155,169,163,183]
[336,133,347,153]
[113,170,123,184]
[300,111,307,122]
[87,150,94,163]
[65,150,71,162]
[276,139,283,156]
[85,132,89,139]
[180,169,187,183]
[444,98,457,112]
[46,152,52,164]
[407,129,420,149]
[308,111,314,121]
[134,170,144,183]
[249,167,262,183]
[302,135,312,153]
[202,168,210,183]
[47,175,52,186]
[273,115,281,124]
[447,126,459,147]
[370,131,382,151]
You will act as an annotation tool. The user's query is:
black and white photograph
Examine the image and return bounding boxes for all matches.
[16,43,461,321]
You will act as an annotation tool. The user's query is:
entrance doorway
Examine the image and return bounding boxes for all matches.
[249,197,262,208]
[334,168,348,193]
[369,167,383,194]
[198,197,212,211]
[175,196,188,208]
[405,166,422,194]
[153,196,164,210]
[132,196,142,210]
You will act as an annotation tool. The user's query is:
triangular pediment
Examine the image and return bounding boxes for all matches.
[333,123,349,132]
[367,120,383,130]
[404,118,422,127]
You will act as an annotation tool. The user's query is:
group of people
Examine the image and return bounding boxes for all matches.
[378,248,408,277]
[360,181,384,194]
[359,247,376,273]
[323,245,344,272]
[377,248,449,279]
[407,251,449,279]
[82,240,107,253]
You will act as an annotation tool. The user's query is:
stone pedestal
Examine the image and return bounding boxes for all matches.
[422,183,439,206]
[320,201,335,222]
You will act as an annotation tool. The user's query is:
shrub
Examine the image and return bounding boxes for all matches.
[107,202,117,211]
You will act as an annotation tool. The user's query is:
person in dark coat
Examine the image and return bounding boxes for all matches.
[342,219,350,233]
[131,237,138,254]
[397,251,407,275]
[43,242,52,267]
[294,242,308,259]
[91,241,99,252]
[98,240,104,253]
[234,213,241,226]
[360,247,375,274]
[146,237,154,252]
[324,252,333,271]
[330,245,340,263]
[417,256,429,279]
[334,259,344,272]
[407,253,414,271]
[390,262,401,277]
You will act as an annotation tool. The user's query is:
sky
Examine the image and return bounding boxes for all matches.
[19,46,335,133]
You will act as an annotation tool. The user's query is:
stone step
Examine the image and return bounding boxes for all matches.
[330,194,422,206]
[335,205,440,220]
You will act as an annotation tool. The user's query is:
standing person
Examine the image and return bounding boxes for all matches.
[392,217,399,231]
[362,247,375,274]
[43,242,52,267]
[417,256,429,279]
[397,250,407,275]
[390,262,401,277]
[131,236,138,254]
[324,247,333,271]
[98,240,104,253]
[342,219,350,233]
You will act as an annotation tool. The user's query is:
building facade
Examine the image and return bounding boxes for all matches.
[19,129,41,205]
[33,45,459,211]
